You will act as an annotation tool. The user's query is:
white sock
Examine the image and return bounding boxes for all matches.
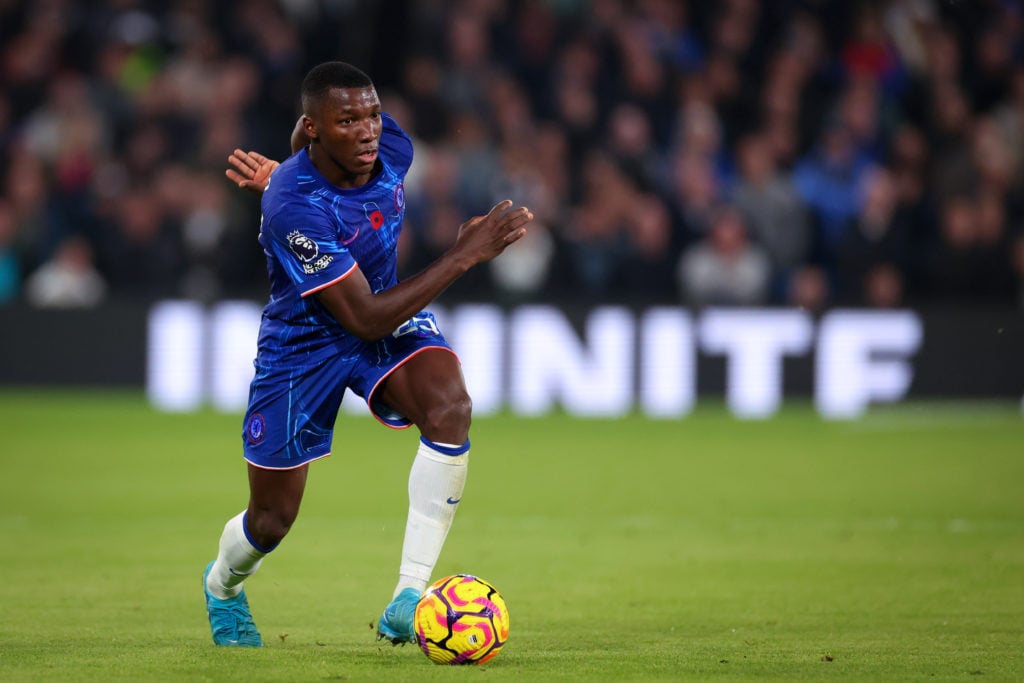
[393,437,469,597]
[206,511,269,599]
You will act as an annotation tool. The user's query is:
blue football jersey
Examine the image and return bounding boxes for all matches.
[254,112,413,367]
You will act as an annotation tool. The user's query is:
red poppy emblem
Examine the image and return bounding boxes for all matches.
[369,210,384,230]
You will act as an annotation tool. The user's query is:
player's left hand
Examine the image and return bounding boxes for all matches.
[225,149,280,194]
[452,199,533,266]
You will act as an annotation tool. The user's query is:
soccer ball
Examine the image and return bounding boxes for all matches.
[414,574,509,665]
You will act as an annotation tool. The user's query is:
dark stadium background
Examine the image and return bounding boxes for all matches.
[0,0,1021,409]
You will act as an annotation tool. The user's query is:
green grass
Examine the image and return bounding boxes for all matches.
[1,390,1022,681]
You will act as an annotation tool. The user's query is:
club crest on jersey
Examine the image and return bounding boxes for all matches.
[246,413,266,445]
[394,182,405,212]
[287,231,319,262]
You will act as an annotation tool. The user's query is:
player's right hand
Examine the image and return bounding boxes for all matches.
[225,149,280,194]
[455,199,533,264]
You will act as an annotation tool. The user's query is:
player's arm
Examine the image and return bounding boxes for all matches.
[315,200,532,341]
[290,115,310,154]
[225,117,308,193]
[225,149,279,193]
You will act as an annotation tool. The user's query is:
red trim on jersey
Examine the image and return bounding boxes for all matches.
[299,262,358,297]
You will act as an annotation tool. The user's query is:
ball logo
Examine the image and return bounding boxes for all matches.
[247,413,266,444]
[287,231,319,262]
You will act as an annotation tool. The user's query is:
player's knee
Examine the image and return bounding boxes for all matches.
[247,505,298,548]
[420,390,472,442]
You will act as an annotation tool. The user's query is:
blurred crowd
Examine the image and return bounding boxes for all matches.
[1,0,1023,311]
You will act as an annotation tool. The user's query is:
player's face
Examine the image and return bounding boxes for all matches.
[307,86,382,188]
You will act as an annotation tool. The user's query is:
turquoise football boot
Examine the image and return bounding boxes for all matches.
[202,561,263,647]
[376,587,421,645]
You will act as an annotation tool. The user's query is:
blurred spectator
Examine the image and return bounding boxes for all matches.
[835,167,914,306]
[0,199,19,303]
[665,147,721,240]
[95,188,183,299]
[636,0,704,73]
[677,204,770,307]
[621,192,677,299]
[442,10,494,114]
[840,2,907,98]
[448,110,500,214]
[922,194,1015,306]
[402,145,464,276]
[926,80,977,201]
[1012,234,1024,310]
[562,151,636,296]
[882,0,935,77]
[606,102,661,192]
[730,132,810,300]
[788,265,830,314]
[974,191,1018,303]
[504,0,560,116]
[757,48,807,169]
[862,262,905,309]
[485,132,561,301]
[550,36,602,171]
[488,220,556,302]
[401,56,449,144]
[793,121,877,266]
[24,234,106,308]
[771,10,833,154]
[887,123,932,223]
[703,1,760,143]
[971,115,1018,201]
[0,89,12,161]
[835,76,887,161]
[922,195,978,304]
[968,19,1017,113]
[991,65,1024,202]
[0,0,1021,311]
[610,11,674,127]
[3,146,53,272]
[177,171,234,301]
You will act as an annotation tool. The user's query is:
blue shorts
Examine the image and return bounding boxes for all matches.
[241,312,456,470]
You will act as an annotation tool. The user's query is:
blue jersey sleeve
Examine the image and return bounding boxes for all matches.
[262,200,359,297]
[379,113,413,176]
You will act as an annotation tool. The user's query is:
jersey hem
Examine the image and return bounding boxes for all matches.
[244,451,332,470]
[300,263,359,297]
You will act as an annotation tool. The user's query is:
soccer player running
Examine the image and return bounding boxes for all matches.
[203,61,533,647]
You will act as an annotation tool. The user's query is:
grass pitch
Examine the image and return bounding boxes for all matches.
[0,391,1022,681]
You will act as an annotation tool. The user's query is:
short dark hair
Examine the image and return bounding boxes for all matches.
[301,61,374,110]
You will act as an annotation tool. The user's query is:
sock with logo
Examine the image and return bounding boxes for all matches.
[206,511,274,599]
[392,437,469,597]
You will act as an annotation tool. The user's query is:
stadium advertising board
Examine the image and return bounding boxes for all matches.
[141,302,1016,419]
[1,302,1018,418]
